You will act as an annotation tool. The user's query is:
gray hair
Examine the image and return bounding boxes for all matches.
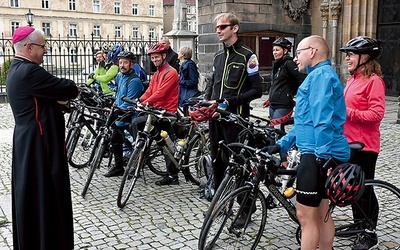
[179,46,192,59]
[14,29,45,52]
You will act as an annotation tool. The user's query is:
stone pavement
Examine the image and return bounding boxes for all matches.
[0,95,399,249]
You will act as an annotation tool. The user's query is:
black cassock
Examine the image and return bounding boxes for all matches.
[6,57,79,250]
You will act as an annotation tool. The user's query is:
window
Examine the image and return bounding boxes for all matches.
[93,0,100,13]
[42,0,49,9]
[132,4,139,16]
[11,22,20,34]
[186,6,191,14]
[44,50,52,65]
[149,5,155,17]
[149,27,155,39]
[42,22,51,36]
[69,24,77,37]
[114,2,121,14]
[10,0,19,7]
[132,27,139,38]
[115,26,121,38]
[70,48,77,64]
[93,25,101,37]
[69,0,76,11]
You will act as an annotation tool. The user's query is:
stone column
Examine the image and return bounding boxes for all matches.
[320,0,330,40]
[330,0,342,66]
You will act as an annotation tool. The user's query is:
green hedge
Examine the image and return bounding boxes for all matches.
[1,58,14,85]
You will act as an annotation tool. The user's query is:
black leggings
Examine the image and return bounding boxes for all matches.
[350,150,378,230]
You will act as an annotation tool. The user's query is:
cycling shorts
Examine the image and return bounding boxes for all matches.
[296,154,328,207]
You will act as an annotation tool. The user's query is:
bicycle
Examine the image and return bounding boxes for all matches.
[196,103,290,221]
[117,98,209,208]
[81,104,135,197]
[66,85,114,168]
[66,100,106,169]
[198,141,400,249]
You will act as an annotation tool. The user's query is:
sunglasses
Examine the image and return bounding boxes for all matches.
[215,24,234,31]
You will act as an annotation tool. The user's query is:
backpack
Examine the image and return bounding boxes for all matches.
[199,154,215,201]
[125,73,147,95]
[132,63,149,92]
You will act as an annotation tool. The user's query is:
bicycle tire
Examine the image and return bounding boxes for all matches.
[145,139,167,176]
[182,132,209,186]
[66,126,81,163]
[333,179,400,249]
[198,185,267,250]
[68,122,98,169]
[117,141,146,208]
[81,136,106,197]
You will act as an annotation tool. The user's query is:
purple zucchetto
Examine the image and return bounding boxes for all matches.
[12,26,35,44]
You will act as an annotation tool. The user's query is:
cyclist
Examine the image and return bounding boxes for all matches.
[265,35,350,250]
[340,36,385,250]
[149,37,179,73]
[204,13,263,226]
[87,44,122,95]
[130,43,180,185]
[104,51,144,177]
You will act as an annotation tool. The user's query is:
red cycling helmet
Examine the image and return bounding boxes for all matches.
[188,102,218,122]
[325,163,365,207]
[147,43,168,55]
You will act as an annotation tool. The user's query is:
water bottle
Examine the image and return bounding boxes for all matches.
[160,130,175,153]
[218,100,228,110]
[174,139,186,159]
[282,149,300,198]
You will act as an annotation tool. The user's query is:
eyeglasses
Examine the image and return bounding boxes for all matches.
[24,43,47,49]
[215,24,234,31]
[295,46,317,56]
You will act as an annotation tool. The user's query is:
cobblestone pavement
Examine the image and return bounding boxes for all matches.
[0,96,399,249]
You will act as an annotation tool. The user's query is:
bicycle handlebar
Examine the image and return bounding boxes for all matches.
[121,96,177,119]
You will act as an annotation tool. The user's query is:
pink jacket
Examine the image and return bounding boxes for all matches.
[343,73,386,153]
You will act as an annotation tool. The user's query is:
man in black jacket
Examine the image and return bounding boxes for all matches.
[205,12,263,194]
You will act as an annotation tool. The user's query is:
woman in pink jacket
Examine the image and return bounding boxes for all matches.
[340,36,385,250]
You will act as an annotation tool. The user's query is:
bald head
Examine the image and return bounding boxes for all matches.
[295,35,330,72]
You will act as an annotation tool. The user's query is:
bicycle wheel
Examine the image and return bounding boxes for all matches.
[145,139,167,176]
[81,136,106,197]
[117,140,146,208]
[201,170,239,229]
[182,132,210,186]
[333,179,400,249]
[202,143,257,217]
[67,124,96,169]
[199,185,267,250]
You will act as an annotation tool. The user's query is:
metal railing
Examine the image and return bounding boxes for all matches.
[0,34,158,93]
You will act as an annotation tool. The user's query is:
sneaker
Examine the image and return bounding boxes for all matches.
[104,167,124,177]
[352,232,378,250]
[155,175,179,186]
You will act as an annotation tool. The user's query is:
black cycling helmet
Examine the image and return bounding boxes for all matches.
[339,36,383,59]
[108,44,124,62]
[272,37,292,52]
[325,163,365,207]
[117,51,136,62]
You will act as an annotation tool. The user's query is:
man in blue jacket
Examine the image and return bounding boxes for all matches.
[266,35,350,250]
[104,51,144,177]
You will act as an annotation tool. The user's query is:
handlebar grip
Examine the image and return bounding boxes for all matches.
[216,108,231,116]
[121,96,135,104]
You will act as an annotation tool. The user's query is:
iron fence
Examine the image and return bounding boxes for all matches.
[0,34,158,93]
